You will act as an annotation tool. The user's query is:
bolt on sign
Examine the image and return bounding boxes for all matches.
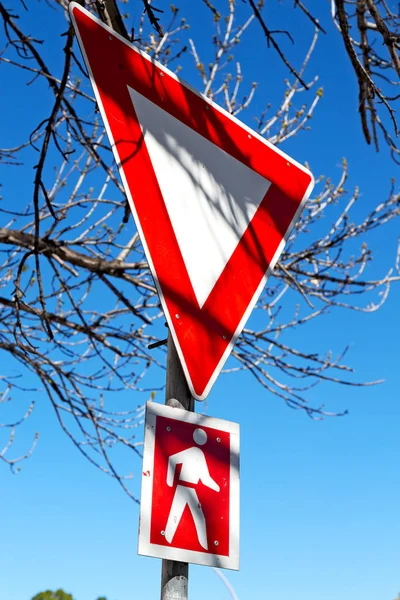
[138,403,240,570]
[70,3,315,401]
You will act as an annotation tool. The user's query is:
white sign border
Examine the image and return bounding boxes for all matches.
[138,402,240,570]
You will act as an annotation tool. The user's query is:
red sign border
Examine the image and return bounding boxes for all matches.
[138,402,240,570]
[70,4,315,400]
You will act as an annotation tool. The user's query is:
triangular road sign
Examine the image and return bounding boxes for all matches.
[70,4,314,400]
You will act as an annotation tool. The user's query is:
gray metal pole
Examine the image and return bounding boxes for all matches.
[161,332,194,600]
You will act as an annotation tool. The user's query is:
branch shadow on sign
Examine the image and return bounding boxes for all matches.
[149,408,240,564]
[80,12,310,393]
[116,54,301,313]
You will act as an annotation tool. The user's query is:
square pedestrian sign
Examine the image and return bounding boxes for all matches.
[138,402,240,570]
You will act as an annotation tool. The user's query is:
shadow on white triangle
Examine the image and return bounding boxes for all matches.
[128,86,271,309]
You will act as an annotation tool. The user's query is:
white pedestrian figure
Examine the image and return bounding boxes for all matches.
[165,428,220,550]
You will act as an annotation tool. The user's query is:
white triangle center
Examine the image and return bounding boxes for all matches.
[128,86,271,308]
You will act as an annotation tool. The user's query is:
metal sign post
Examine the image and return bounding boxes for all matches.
[161,332,193,600]
[70,4,313,598]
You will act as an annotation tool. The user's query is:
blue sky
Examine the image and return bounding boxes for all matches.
[1,1,399,600]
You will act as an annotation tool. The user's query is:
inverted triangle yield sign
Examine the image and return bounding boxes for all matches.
[70,4,314,400]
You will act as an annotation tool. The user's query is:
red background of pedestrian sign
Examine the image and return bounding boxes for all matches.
[150,416,231,556]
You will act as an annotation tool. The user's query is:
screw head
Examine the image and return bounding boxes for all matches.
[166,426,171,432]
[216,437,221,443]
[248,134,251,139]
[175,314,180,319]
[161,530,165,536]
[109,36,113,40]
[214,540,219,546]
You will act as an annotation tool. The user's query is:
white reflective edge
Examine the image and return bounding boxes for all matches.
[199,172,314,401]
[69,3,315,401]
[138,402,240,570]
